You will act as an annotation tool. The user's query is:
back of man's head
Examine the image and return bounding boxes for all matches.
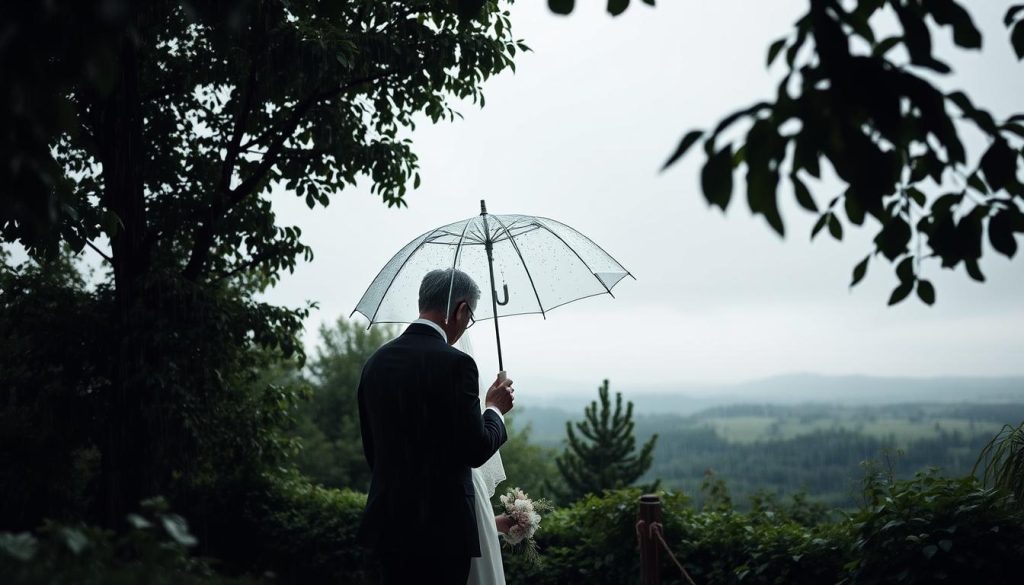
[418,268,480,317]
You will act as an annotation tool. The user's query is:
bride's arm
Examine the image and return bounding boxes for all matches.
[494,513,513,534]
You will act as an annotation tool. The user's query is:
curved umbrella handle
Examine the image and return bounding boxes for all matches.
[495,283,509,306]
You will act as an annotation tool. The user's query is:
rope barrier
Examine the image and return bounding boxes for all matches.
[636,519,698,585]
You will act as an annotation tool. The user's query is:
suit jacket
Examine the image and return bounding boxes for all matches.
[356,323,507,557]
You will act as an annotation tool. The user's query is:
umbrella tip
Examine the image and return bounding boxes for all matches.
[480,199,487,215]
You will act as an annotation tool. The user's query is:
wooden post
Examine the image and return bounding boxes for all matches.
[638,493,662,585]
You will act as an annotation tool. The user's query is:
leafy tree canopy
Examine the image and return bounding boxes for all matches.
[554,0,1024,305]
[4,0,526,282]
[0,0,526,524]
[288,317,396,491]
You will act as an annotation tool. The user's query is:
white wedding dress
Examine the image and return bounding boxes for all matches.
[458,335,506,585]
[468,468,505,585]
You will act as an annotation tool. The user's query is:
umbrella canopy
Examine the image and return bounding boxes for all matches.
[351,201,632,368]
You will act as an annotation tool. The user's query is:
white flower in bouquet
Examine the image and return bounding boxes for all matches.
[497,487,554,565]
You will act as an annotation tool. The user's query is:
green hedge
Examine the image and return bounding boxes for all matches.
[503,489,848,585]
[848,472,1024,585]
[187,471,376,584]
[0,499,258,585]
[5,472,1020,585]
[504,474,1024,585]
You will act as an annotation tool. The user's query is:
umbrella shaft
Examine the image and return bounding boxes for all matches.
[486,243,504,371]
[483,214,504,372]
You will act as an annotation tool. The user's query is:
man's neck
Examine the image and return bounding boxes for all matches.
[414,314,449,344]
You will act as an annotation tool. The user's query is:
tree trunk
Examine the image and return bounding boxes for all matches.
[98,27,151,528]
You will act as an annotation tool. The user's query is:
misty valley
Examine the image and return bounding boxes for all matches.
[518,395,1024,508]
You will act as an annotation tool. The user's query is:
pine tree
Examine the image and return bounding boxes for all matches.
[553,379,659,502]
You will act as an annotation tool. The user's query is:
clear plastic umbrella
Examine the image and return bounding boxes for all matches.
[351,200,633,370]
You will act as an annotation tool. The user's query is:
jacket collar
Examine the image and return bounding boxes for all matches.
[405,320,448,344]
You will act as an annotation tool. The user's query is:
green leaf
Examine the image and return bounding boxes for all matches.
[455,0,487,19]
[964,258,986,282]
[896,256,915,282]
[924,0,982,49]
[828,214,843,241]
[0,533,37,561]
[888,281,914,305]
[702,146,734,210]
[766,38,787,67]
[127,514,153,529]
[980,138,1018,191]
[791,173,817,212]
[1012,21,1024,59]
[872,217,913,261]
[845,194,865,226]
[811,213,829,240]
[607,0,629,16]
[907,187,927,207]
[61,528,88,555]
[102,210,124,237]
[549,0,575,15]
[851,255,870,287]
[873,36,903,57]
[989,210,1019,257]
[1007,5,1024,26]
[1002,122,1024,139]
[662,130,703,170]
[922,544,939,559]
[794,134,821,178]
[947,91,998,133]
[916,279,936,305]
[161,514,198,547]
[966,173,988,194]
[760,184,785,236]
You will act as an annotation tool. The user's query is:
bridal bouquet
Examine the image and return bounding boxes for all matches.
[498,487,554,564]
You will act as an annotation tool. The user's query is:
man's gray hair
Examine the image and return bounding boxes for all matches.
[419,268,481,316]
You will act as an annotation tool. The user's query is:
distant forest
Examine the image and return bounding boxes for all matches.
[520,402,1024,507]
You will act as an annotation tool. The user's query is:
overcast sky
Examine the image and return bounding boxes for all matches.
[261,1,1024,392]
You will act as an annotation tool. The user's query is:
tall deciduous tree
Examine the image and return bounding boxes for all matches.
[554,379,658,502]
[290,317,396,491]
[1,0,525,525]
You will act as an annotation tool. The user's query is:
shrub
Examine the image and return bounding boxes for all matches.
[0,498,258,585]
[505,487,850,585]
[846,471,1024,585]
[674,509,851,585]
[188,471,376,584]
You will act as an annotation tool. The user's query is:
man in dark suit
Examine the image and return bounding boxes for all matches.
[357,268,515,584]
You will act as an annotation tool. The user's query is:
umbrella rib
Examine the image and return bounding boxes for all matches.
[534,220,616,298]
[444,218,476,319]
[533,215,633,279]
[365,226,445,327]
[490,215,547,320]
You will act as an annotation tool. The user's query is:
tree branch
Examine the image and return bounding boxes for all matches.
[85,239,113,264]
[220,65,258,194]
[215,244,288,281]
[227,68,399,207]
[181,68,399,282]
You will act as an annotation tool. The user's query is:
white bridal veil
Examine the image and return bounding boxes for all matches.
[456,333,507,498]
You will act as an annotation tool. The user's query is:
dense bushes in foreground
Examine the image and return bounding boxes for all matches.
[185,472,375,584]
[3,471,1022,585]
[503,471,1024,585]
[0,498,258,585]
